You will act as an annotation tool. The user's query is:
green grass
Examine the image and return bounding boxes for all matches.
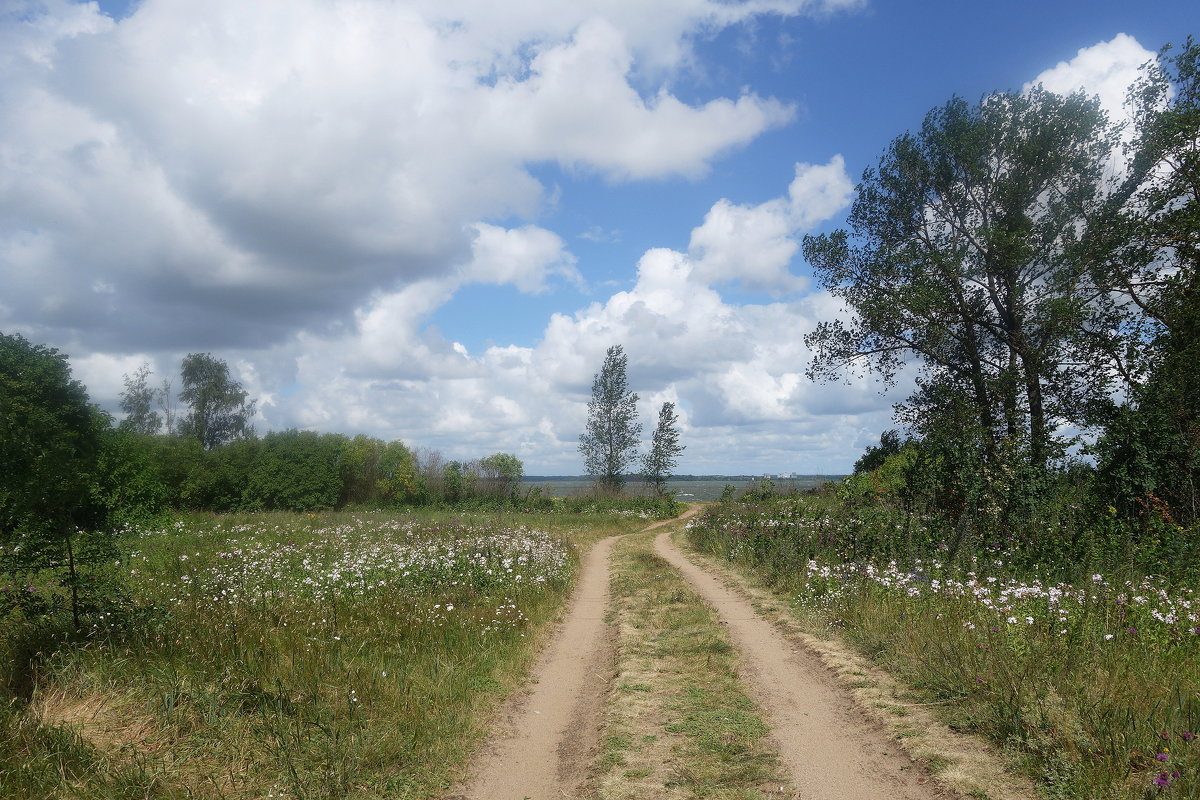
[687,498,1200,800]
[593,529,790,799]
[1,508,646,799]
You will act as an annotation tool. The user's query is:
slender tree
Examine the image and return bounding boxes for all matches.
[579,345,641,491]
[118,362,163,435]
[642,401,684,496]
[176,353,256,449]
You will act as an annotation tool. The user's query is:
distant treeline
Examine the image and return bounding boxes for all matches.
[108,431,538,518]
[523,474,845,482]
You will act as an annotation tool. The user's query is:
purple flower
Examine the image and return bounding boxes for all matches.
[1183,732,1196,742]
[1154,772,1171,787]
[1156,752,1169,762]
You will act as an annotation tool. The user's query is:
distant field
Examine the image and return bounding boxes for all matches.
[522,476,843,501]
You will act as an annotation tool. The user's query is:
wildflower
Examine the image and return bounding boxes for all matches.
[1104,634,1114,640]
[1182,732,1195,742]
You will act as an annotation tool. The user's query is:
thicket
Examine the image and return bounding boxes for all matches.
[133,430,534,513]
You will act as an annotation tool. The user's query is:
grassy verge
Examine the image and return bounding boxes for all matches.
[687,499,1200,800]
[1,508,646,799]
[590,524,792,799]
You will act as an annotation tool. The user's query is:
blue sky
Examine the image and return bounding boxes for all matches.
[2,0,1198,473]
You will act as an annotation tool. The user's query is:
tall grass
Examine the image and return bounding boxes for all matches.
[2,509,642,799]
[688,498,1200,799]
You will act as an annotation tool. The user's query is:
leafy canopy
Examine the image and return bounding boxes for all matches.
[176,353,256,450]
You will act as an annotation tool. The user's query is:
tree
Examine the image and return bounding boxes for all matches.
[118,362,163,435]
[852,430,905,475]
[479,452,524,497]
[0,333,108,629]
[803,88,1113,509]
[579,345,641,491]
[176,353,256,449]
[377,440,419,504]
[340,434,386,506]
[642,402,684,496]
[1086,38,1200,524]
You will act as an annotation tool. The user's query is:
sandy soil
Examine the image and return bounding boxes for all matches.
[450,532,616,799]
[451,514,697,800]
[654,527,948,800]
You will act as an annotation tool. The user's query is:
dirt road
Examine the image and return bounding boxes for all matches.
[454,508,946,799]
[654,527,944,800]
[451,533,617,800]
[453,513,698,800]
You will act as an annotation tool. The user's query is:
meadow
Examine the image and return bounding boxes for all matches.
[687,496,1200,799]
[1,508,649,799]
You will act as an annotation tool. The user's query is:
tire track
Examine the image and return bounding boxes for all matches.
[654,527,947,800]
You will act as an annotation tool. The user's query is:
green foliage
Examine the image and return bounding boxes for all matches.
[142,435,205,508]
[117,362,162,435]
[376,439,421,504]
[338,434,384,506]
[441,460,470,504]
[91,429,168,528]
[579,345,642,491]
[642,401,684,496]
[178,438,252,510]
[839,446,917,504]
[243,430,347,512]
[852,429,904,475]
[804,87,1114,508]
[175,353,256,449]
[0,332,114,631]
[1085,38,1200,527]
[479,452,524,497]
[0,333,103,548]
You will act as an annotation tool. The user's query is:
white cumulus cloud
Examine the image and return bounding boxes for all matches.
[0,0,812,352]
[688,155,852,292]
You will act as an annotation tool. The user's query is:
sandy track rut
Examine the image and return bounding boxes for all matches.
[452,514,694,800]
[451,533,617,800]
[654,527,945,800]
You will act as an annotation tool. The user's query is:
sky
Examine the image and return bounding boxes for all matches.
[2,0,1198,474]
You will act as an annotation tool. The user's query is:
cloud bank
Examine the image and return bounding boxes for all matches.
[0,6,1154,472]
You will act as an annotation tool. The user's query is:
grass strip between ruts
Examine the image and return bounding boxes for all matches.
[589,524,794,800]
